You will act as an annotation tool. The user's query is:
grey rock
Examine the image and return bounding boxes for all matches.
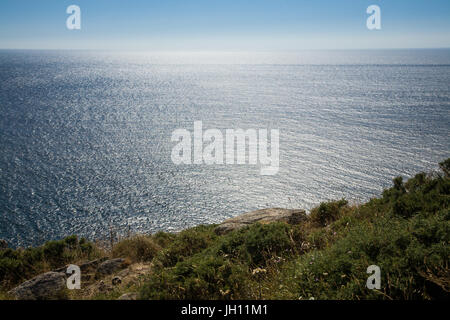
[118,292,138,300]
[215,208,307,235]
[53,257,108,273]
[97,258,127,276]
[8,272,67,300]
[78,257,109,272]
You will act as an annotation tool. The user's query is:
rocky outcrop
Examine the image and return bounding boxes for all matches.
[81,263,151,299]
[53,257,108,274]
[215,208,307,235]
[96,258,128,276]
[8,272,67,300]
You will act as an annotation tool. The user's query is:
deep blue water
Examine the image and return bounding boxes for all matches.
[1,50,449,247]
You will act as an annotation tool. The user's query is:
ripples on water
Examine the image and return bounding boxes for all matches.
[0,50,449,247]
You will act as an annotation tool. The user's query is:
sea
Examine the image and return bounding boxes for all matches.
[1,49,449,247]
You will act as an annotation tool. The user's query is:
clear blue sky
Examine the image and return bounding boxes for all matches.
[0,0,449,50]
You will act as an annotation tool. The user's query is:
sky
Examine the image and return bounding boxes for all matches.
[0,0,449,50]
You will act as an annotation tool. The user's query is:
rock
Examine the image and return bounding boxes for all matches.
[112,276,122,286]
[118,292,138,300]
[0,239,8,249]
[97,258,128,276]
[8,272,67,300]
[53,257,108,273]
[215,208,307,235]
[78,257,109,272]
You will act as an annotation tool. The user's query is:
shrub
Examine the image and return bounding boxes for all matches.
[310,199,348,227]
[0,236,101,289]
[156,225,217,267]
[112,236,160,263]
[439,159,450,178]
[217,222,304,266]
[141,244,257,300]
[151,231,177,248]
[140,254,251,300]
[242,223,294,265]
[384,167,449,218]
[291,209,449,300]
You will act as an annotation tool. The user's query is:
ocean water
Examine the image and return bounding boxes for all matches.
[0,49,449,247]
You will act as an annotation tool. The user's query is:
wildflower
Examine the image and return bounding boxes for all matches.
[252,267,267,275]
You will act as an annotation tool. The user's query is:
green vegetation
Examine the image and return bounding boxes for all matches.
[1,159,449,300]
[139,160,449,300]
[0,235,102,290]
[112,236,160,263]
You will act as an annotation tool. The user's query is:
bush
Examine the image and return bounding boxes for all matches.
[0,236,101,289]
[291,208,449,300]
[242,223,294,265]
[217,222,305,266]
[156,225,217,267]
[140,222,305,299]
[439,159,450,178]
[140,254,251,300]
[140,158,449,300]
[151,231,177,248]
[383,168,449,218]
[310,199,348,227]
[112,236,160,263]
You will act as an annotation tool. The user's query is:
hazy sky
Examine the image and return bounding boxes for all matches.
[0,0,449,50]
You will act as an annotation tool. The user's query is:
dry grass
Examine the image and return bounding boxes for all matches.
[112,236,161,263]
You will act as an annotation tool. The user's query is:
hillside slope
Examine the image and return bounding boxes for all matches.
[1,159,449,300]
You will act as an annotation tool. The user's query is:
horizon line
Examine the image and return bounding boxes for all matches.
[1,47,450,52]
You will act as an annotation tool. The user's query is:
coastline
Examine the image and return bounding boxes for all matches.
[1,159,448,300]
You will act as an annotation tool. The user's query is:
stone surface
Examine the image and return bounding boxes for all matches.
[117,292,138,300]
[97,258,128,276]
[8,271,67,300]
[53,257,108,273]
[215,208,307,235]
[78,257,109,272]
